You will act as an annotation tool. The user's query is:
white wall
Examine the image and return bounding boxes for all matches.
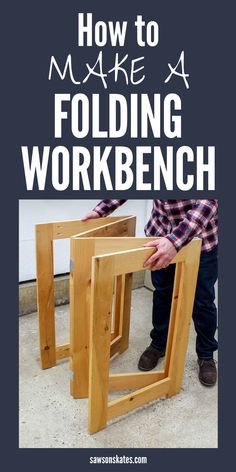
[19,200,151,282]
[19,199,217,305]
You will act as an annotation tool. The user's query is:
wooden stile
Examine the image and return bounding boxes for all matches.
[36,223,55,369]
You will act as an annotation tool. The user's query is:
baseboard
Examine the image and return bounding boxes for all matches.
[19,271,146,316]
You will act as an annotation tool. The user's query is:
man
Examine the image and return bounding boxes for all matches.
[82,199,218,387]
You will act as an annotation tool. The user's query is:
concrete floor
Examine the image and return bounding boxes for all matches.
[19,287,218,448]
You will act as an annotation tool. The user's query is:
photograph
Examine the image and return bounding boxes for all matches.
[19,199,218,449]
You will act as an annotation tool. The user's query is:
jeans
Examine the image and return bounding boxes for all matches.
[150,245,218,359]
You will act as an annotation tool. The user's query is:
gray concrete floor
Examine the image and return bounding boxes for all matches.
[19,287,217,448]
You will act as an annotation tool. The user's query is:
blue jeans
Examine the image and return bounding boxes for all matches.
[150,245,218,359]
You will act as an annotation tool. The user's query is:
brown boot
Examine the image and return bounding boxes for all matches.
[138,345,165,371]
[198,359,217,387]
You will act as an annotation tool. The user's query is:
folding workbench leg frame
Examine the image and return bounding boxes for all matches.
[88,241,201,433]
[36,216,136,370]
[70,240,133,399]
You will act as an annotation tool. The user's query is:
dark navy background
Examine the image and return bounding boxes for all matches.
[1,0,235,468]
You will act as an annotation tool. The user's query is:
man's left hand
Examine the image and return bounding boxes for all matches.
[143,237,177,270]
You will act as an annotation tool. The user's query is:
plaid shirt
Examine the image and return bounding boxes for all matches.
[93,200,218,253]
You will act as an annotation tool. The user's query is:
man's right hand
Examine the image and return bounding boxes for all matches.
[81,210,100,221]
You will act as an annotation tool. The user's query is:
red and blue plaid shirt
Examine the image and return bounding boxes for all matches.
[93,199,218,253]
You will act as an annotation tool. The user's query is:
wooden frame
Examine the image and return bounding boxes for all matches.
[87,239,202,433]
[35,216,136,371]
[69,236,158,398]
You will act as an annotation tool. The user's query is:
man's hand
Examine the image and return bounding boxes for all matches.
[81,210,100,221]
[143,237,177,270]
